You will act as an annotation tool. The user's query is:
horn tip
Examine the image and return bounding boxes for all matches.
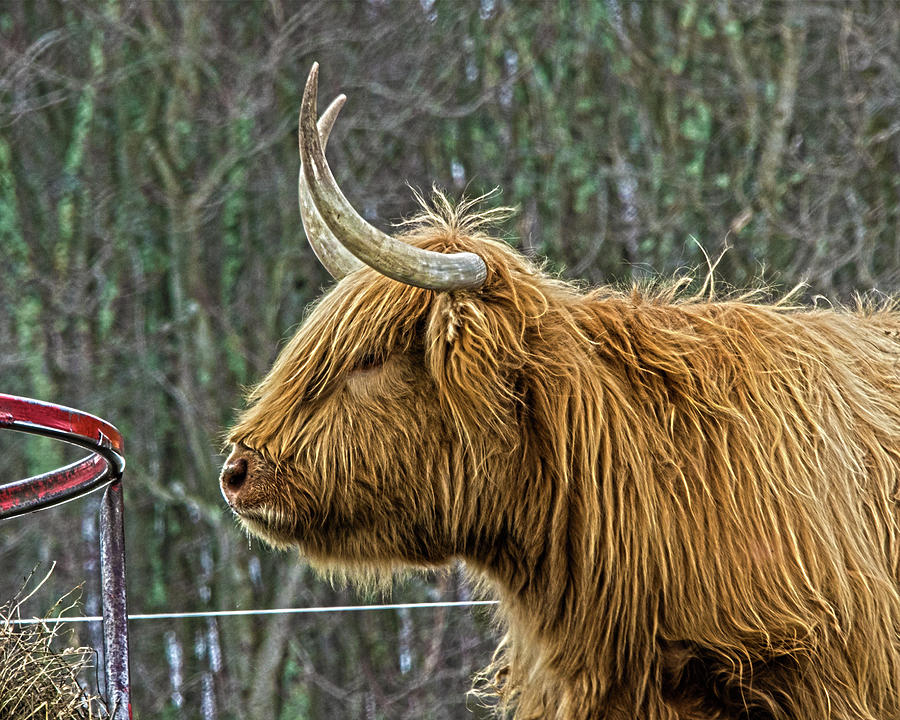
[305,63,320,94]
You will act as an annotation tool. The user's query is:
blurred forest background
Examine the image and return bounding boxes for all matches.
[1,1,898,718]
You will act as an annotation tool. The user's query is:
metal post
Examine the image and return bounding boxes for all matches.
[100,480,132,720]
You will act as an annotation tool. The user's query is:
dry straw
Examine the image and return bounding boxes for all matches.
[0,566,107,719]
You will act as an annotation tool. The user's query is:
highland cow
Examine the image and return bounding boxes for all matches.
[220,65,900,719]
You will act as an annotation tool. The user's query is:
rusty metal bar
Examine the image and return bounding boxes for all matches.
[100,480,131,720]
[0,393,131,719]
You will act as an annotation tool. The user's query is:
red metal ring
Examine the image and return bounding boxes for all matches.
[0,394,125,519]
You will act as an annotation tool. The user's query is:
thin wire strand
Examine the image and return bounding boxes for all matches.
[9,599,499,625]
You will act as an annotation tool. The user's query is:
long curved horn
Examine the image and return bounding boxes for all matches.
[299,95,364,279]
[299,63,487,291]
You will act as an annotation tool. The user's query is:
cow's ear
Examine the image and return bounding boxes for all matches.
[424,293,524,436]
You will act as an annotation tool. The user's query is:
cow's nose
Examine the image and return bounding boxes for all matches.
[220,457,248,505]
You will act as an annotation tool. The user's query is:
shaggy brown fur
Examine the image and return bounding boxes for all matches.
[223,195,900,719]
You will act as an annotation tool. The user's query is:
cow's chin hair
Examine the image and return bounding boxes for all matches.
[302,554,414,597]
[234,508,298,551]
[236,509,426,595]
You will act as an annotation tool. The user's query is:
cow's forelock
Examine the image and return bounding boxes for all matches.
[227,269,431,463]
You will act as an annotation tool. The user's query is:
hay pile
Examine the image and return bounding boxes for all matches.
[0,569,107,719]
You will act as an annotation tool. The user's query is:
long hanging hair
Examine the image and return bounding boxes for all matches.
[230,192,900,719]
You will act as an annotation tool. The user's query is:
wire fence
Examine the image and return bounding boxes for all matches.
[9,599,500,625]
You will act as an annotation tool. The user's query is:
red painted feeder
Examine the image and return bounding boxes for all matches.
[0,394,131,720]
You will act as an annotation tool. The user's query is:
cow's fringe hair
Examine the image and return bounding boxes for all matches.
[398,185,515,237]
[230,190,900,719]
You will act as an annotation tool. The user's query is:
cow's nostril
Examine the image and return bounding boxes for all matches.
[221,457,248,504]
[226,458,248,488]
